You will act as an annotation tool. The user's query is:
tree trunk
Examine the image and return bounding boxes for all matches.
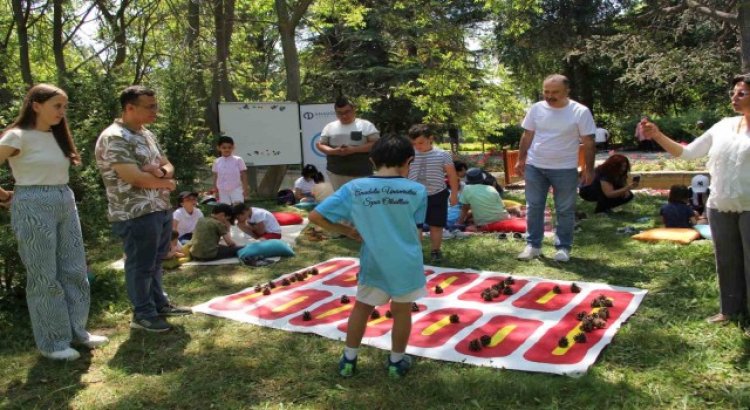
[11,0,32,86]
[53,0,67,86]
[257,0,314,198]
[739,0,750,71]
[208,0,237,135]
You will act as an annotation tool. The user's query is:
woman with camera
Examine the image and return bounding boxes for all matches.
[578,154,638,214]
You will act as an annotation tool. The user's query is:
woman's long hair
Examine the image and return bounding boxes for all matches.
[3,84,80,165]
[596,154,630,185]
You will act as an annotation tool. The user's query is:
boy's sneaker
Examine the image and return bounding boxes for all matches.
[41,347,80,361]
[157,304,193,316]
[386,355,413,378]
[131,316,171,332]
[430,250,443,263]
[553,248,570,262]
[338,354,357,377]
[517,245,541,260]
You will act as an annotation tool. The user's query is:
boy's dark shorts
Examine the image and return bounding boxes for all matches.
[424,189,449,227]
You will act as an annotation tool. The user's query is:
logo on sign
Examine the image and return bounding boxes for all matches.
[303,112,314,120]
[310,132,324,157]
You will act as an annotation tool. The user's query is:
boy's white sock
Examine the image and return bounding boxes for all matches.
[344,346,359,361]
[390,352,404,363]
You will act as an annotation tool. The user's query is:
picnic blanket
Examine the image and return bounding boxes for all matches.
[107,219,308,269]
[193,258,646,376]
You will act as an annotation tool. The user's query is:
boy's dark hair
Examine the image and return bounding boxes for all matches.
[212,203,234,218]
[217,136,235,146]
[668,184,691,203]
[231,203,249,223]
[407,124,433,140]
[369,135,414,168]
[120,85,155,110]
[334,97,353,109]
[453,160,468,172]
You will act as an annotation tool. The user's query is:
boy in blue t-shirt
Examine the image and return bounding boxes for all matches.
[309,136,428,379]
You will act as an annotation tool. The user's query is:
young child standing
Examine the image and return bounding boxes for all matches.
[212,136,249,205]
[309,136,428,379]
[407,124,459,263]
[173,191,204,243]
[232,203,282,240]
[661,184,698,228]
[189,203,242,261]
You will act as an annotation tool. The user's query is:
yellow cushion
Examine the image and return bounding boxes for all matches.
[632,228,701,244]
[503,200,523,208]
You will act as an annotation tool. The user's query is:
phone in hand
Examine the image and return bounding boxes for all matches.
[350,131,363,141]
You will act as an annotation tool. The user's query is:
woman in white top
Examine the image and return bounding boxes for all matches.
[0,84,107,360]
[642,74,750,334]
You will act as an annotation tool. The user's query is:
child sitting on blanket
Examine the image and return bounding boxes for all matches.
[457,168,510,231]
[232,203,282,240]
[173,191,204,243]
[189,203,242,261]
[294,164,324,203]
[309,135,428,379]
[661,185,698,228]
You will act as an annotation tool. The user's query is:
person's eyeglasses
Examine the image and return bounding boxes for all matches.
[335,108,353,116]
[729,90,750,99]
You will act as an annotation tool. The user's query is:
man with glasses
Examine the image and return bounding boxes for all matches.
[95,85,191,333]
[316,97,380,190]
[515,74,596,262]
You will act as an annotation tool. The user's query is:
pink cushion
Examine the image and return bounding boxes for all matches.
[479,218,527,233]
[271,211,304,226]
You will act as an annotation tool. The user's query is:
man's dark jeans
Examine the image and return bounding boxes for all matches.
[112,210,172,320]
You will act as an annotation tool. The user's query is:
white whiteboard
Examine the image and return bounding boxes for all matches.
[218,102,302,166]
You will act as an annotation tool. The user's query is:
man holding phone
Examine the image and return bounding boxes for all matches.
[316,97,380,190]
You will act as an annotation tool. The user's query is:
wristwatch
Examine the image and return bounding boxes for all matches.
[159,166,168,178]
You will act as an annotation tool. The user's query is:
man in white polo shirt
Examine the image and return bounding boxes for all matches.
[316,97,380,190]
[514,74,596,262]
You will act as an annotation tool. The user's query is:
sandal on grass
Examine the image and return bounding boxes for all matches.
[705,313,730,324]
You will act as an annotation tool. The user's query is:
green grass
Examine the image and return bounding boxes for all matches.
[1,196,749,409]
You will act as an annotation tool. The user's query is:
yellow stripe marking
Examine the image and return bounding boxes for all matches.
[489,325,517,347]
[315,304,353,319]
[271,296,308,312]
[536,290,557,304]
[552,306,606,355]
[438,276,459,289]
[345,275,357,282]
[232,291,263,304]
[421,316,452,336]
[368,316,389,326]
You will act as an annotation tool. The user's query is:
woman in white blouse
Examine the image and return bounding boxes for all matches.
[642,74,750,335]
[0,84,107,360]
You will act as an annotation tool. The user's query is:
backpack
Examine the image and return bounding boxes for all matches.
[276,189,296,205]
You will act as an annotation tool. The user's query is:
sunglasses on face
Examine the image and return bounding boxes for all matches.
[729,89,750,99]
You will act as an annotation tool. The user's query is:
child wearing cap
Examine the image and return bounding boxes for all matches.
[457,168,510,230]
[689,174,710,220]
[173,191,204,243]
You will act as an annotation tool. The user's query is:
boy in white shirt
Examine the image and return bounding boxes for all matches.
[172,191,204,242]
